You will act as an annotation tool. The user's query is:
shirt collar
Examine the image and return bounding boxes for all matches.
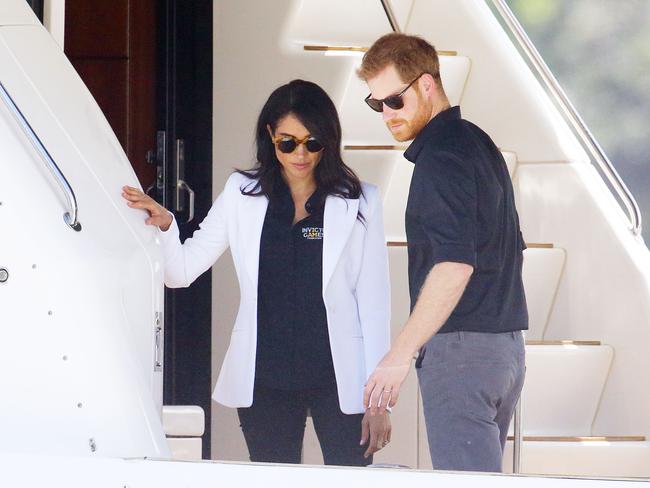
[271,176,324,217]
[404,105,462,163]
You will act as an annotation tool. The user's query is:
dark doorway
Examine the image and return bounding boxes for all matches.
[64,0,213,459]
[26,0,43,21]
[157,0,214,460]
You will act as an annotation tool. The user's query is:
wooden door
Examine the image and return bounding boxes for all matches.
[64,0,157,188]
[64,0,214,460]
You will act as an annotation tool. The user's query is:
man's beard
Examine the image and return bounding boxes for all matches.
[386,96,433,142]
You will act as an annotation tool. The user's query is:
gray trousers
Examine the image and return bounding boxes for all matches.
[417,330,525,472]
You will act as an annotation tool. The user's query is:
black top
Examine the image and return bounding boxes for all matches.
[255,179,336,390]
[404,106,528,334]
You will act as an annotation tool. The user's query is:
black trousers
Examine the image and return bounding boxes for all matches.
[237,383,371,466]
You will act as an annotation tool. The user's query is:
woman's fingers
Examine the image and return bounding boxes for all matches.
[364,428,378,458]
[362,411,390,458]
[359,416,369,446]
[121,186,163,214]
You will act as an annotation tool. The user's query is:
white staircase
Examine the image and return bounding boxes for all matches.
[295,2,650,478]
[213,0,650,479]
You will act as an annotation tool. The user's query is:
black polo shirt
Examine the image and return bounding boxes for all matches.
[255,179,336,390]
[404,106,528,334]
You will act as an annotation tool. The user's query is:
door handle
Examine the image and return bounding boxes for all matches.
[174,139,195,223]
[145,131,167,205]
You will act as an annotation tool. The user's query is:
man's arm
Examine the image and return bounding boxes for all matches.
[363,261,473,414]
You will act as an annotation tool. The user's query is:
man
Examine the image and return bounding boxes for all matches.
[358,33,528,472]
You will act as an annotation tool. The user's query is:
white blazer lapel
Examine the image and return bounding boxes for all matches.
[323,195,359,290]
[241,194,269,287]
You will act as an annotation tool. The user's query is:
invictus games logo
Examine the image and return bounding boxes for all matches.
[302,227,323,240]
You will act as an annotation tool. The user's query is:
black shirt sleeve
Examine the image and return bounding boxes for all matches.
[414,149,478,268]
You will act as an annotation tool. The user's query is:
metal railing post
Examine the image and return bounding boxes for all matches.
[513,396,522,473]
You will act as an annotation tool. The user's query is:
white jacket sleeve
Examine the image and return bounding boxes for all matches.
[356,186,391,380]
[158,187,230,288]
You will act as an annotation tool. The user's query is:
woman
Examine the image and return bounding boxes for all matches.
[122,80,391,466]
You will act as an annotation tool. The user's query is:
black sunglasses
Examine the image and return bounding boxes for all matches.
[364,73,425,113]
[272,135,324,154]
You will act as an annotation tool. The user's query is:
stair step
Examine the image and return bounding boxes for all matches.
[342,149,404,200]
[344,146,518,182]
[303,45,458,56]
[507,436,645,442]
[522,247,566,339]
[386,241,552,248]
[344,145,408,150]
[502,439,650,477]
[526,340,601,346]
[162,405,205,437]
[526,243,554,249]
[520,344,613,436]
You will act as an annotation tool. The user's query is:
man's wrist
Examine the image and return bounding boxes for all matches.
[389,340,418,364]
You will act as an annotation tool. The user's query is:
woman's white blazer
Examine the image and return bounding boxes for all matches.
[160,172,390,414]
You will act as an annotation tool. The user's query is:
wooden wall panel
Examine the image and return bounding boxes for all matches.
[65,0,156,186]
[69,59,128,147]
[64,0,129,58]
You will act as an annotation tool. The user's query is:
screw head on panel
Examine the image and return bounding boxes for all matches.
[0,268,8,283]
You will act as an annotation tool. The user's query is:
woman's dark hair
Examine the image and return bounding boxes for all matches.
[236,79,363,208]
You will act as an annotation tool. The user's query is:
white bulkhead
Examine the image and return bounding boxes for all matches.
[0,2,169,458]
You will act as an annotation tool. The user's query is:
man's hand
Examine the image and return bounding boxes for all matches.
[360,409,391,458]
[363,350,411,415]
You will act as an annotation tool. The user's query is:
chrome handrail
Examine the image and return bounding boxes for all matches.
[380,0,401,33]
[490,0,642,237]
[0,81,81,231]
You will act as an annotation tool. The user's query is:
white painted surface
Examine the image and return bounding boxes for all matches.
[0,0,38,25]
[522,248,566,339]
[0,16,168,458]
[517,163,650,436]
[503,440,650,478]
[0,452,642,488]
[521,345,614,436]
[502,151,518,178]
[289,0,392,46]
[43,0,65,49]
[162,406,205,437]
[383,156,414,240]
[343,149,402,200]
[166,438,203,461]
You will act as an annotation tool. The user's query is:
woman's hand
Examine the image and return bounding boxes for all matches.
[122,186,173,231]
[360,409,391,459]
